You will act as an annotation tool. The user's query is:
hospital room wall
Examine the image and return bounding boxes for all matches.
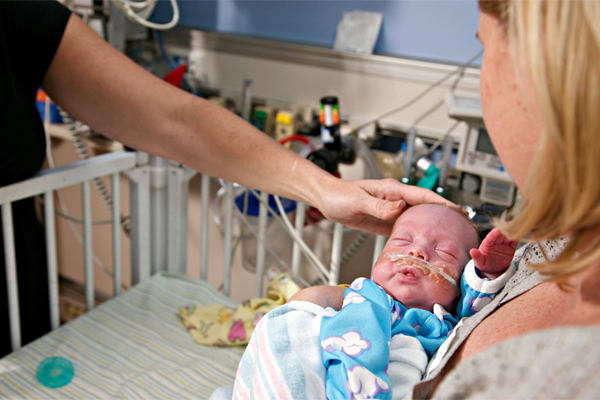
[154,0,482,66]
[184,48,476,132]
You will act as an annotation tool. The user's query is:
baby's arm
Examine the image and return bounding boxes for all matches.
[287,285,346,310]
[456,229,519,318]
[469,228,519,279]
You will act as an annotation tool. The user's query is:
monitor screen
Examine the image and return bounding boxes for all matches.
[475,128,497,156]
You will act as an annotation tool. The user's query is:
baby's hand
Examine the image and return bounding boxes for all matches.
[469,228,519,279]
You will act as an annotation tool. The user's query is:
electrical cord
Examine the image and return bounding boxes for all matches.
[340,231,371,267]
[234,199,313,288]
[348,49,483,137]
[425,120,462,157]
[59,110,132,235]
[153,29,199,96]
[153,28,176,70]
[110,0,179,30]
[270,193,329,283]
[211,179,316,286]
[53,209,114,225]
[406,58,468,158]
[44,100,129,291]
[409,61,468,129]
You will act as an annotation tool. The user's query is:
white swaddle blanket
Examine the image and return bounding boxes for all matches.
[227,300,428,400]
[232,301,327,400]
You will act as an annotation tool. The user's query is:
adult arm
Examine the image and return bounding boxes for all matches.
[41,14,451,236]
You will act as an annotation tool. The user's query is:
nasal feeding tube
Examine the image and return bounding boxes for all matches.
[377,253,460,297]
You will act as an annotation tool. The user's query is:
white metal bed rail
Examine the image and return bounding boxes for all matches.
[0,151,145,352]
[1,150,387,353]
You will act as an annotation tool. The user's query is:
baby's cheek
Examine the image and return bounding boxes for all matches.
[430,283,456,309]
[371,267,383,285]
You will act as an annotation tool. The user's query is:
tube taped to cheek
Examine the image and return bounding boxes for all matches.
[377,253,460,297]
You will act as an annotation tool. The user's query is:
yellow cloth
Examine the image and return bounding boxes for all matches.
[177,273,300,347]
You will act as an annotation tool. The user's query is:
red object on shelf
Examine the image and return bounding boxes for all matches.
[278,134,311,146]
[163,64,187,87]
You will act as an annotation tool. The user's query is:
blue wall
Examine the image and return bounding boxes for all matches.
[154,0,482,66]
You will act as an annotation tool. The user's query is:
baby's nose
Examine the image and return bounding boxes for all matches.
[407,249,427,261]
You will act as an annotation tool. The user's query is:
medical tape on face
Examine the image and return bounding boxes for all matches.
[377,253,460,297]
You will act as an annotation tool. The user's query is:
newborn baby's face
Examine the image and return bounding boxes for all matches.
[373,204,478,312]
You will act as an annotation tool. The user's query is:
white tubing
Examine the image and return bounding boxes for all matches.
[329,223,344,286]
[291,202,306,277]
[110,0,179,30]
[272,194,329,282]
[377,253,458,288]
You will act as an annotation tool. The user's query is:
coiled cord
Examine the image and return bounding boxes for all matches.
[59,110,131,235]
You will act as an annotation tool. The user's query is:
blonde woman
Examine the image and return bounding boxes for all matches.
[407,1,600,398]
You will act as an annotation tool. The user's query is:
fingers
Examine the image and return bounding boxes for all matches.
[353,190,405,221]
[378,199,406,219]
[398,184,454,207]
[359,179,447,204]
[481,228,503,248]
[355,198,405,236]
[470,248,486,269]
[483,228,519,248]
[321,179,458,236]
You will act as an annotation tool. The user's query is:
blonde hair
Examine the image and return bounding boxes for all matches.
[479,0,600,281]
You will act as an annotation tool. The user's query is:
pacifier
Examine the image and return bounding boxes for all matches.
[376,252,460,297]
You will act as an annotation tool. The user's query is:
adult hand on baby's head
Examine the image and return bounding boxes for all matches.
[316,179,454,236]
[470,228,519,279]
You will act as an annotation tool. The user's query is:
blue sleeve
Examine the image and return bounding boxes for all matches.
[320,278,395,400]
[455,259,517,319]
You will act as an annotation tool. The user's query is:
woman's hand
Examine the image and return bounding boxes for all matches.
[315,177,455,236]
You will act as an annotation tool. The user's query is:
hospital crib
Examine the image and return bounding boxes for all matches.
[0,150,386,398]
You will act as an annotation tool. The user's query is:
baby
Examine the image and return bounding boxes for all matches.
[229,203,517,400]
[289,203,518,399]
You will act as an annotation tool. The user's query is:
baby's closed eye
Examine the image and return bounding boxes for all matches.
[390,237,412,247]
[435,246,458,261]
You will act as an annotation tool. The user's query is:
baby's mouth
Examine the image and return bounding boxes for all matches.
[396,265,421,280]
[377,252,460,297]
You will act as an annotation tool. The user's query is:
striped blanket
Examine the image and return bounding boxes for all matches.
[232,301,328,400]
[0,272,244,399]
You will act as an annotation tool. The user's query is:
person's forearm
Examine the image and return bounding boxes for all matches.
[42,14,330,207]
[161,95,335,206]
[42,14,455,236]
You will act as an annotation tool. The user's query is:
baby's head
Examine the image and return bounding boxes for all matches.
[372,203,479,312]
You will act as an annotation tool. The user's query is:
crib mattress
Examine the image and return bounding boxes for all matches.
[0,272,244,399]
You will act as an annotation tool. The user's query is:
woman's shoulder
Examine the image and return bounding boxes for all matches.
[431,326,600,399]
